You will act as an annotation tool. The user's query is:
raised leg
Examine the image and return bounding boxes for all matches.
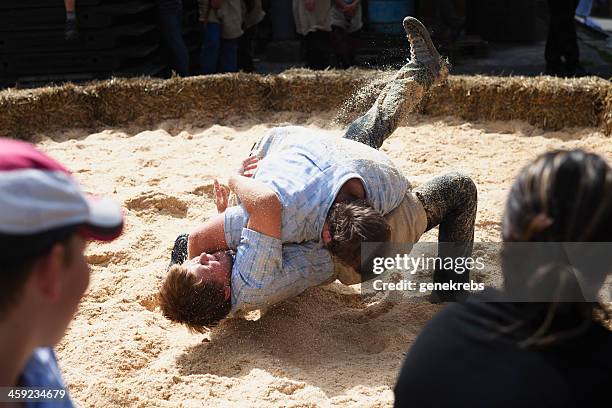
[344,17,448,149]
[343,63,436,148]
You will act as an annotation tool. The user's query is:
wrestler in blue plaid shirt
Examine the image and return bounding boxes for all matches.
[227,126,409,313]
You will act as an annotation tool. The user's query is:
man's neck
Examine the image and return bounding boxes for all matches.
[0,314,37,387]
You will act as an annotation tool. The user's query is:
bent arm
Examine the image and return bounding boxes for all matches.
[188,161,282,259]
[229,174,281,239]
[188,213,227,259]
[232,241,335,313]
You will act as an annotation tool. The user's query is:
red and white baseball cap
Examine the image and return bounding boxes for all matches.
[0,138,123,241]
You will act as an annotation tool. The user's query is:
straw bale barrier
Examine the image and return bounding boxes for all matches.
[420,75,610,131]
[0,69,610,139]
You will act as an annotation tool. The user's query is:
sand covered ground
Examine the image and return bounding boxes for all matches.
[35,113,612,407]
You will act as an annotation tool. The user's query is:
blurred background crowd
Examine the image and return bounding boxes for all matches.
[1,0,611,88]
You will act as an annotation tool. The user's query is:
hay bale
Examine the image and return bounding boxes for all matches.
[602,86,612,136]
[0,83,96,137]
[1,70,610,139]
[267,68,376,113]
[420,75,609,130]
[0,73,270,138]
[90,73,269,126]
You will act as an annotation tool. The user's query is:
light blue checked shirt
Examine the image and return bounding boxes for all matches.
[227,126,409,313]
[230,228,335,313]
[224,126,410,249]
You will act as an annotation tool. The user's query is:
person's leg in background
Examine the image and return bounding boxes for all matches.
[304,30,331,69]
[238,26,256,72]
[200,22,221,74]
[560,0,583,76]
[293,0,332,69]
[158,3,190,77]
[64,0,78,41]
[314,30,332,69]
[545,0,563,76]
[219,38,239,73]
[546,0,582,76]
[332,25,351,68]
[239,0,264,72]
[303,31,316,69]
[346,29,360,68]
[215,0,242,73]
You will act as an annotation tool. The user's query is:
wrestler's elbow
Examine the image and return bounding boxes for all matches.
[248,191,281,214]
[247,193,281,238]
[262,192,281,213]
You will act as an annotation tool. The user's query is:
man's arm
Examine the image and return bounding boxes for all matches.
[229,174,281,239]
[231,241,336,313]
[188,213,227,259]
[227,174,300,314]
[188,166,281,258]
[187,179,231,259]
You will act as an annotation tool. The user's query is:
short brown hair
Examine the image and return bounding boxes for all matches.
[158,264,232,332]
[326,199,391,270]
[0,226,77,320]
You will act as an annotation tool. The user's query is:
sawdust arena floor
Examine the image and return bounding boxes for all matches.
[35,112,612,407]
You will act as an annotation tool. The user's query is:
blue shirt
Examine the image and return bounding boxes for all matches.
[224,126,409,248]
[20,348,74,408]
[230,228,335,313]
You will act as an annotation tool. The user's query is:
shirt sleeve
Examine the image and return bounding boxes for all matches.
[224,205,249,250]
[231,230,335,313]
[363,162,409,215]
[251,127,295,159]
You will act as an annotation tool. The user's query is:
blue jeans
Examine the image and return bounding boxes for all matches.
[200,22,238,74]
[158,9,190,77]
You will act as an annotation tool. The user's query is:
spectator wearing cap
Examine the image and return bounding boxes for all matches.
[330,0,362,68]
[0,139,123,404]
[158,0,191,77]
[293,0,332,70]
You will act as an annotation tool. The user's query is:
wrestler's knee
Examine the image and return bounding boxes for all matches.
[444,171,477,204]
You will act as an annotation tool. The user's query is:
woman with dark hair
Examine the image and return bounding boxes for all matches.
[394,149,612,408]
